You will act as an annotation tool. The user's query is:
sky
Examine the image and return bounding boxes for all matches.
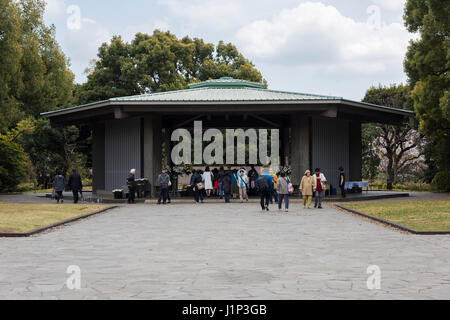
[43,0,416,101]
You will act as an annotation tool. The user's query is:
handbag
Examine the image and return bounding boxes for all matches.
[286,177,294,194]
[196,182,203,190]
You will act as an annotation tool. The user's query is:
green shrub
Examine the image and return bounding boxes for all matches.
[0,135,28,192]
[433,170,450,192]
[15,182,35,192]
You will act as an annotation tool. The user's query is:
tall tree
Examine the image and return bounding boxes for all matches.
[0,0,23,131]
[404,0,450,190]
[0,0,74,131]
[74,30,265,105]
[362,84,424,184]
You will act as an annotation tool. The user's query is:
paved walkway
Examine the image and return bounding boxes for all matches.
[0,201,449,299]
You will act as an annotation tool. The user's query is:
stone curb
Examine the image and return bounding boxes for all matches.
[335,204,450,235]
[0,206,118,238]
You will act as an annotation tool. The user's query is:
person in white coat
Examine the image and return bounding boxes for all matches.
[313,168,327,209]
[203,166,214,197]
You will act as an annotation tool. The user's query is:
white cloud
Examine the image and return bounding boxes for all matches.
[371,0,405,12]
[236,1,413,75]
[157,0,245,28]
[62,18,111,82]
[43,0,67,21]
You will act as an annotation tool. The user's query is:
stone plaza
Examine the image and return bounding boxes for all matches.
[0,198,449,299]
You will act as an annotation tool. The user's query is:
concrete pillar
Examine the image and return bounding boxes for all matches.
[290,114,310,185]
[143,115,162,197]
[163,127,172,168]
[282,127,290,166]
[92,123,105,193]
[349,121,362,181]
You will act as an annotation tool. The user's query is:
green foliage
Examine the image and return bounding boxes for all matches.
[404,0,450,182]
[18,118,90,188]
[0,0,74,132]
[74,30,265,105]
[0,135,28,192]
[432,170,450,191]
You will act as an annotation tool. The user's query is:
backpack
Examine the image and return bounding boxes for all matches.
[285,177,294,194]
[256,177,269,192]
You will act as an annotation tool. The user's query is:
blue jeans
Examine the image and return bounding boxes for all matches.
[219,182,223,197]
[260,190,270,209]
[270,189,278,203]
[224,193,231,203]
[278,194,289,210]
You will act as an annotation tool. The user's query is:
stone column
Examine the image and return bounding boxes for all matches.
[92,122,105,193]
[290,114,310,185]
[282,127,290,166]
[349,121,362,181]
[143,115,162,197]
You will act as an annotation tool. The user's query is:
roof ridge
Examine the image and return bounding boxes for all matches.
[110,86,342,101]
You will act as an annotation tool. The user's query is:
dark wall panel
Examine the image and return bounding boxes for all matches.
[105,118,141,191]
[311,117,349,189]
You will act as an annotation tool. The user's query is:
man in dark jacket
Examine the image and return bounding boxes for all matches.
[158,168,170,204]
[127,169,136,204]
[68,169,83,203]
[222,171,232,203]
[338,166,346,198]
[191,170,204,203]
[256,175,270,211]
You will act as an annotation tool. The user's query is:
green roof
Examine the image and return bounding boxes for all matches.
[40,77,414,117]
[109,77,341,102]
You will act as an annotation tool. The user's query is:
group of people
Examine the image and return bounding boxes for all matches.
[176,166,345,212]
[54,166,346,209]
[52,169,83,203]
[188,165,262,204]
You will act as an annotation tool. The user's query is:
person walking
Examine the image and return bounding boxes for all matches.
[313,168,327,209]
[157,168,170,204]
[53,170,66,203]
[203,166,213,197]
[338,166,346,198]
[300,170,314,209]
[237,168,249,203]
[218,166,225,199]
[256,173,270,211]
[277,172,290,212]
[222,171,232,203]
[269,170,278,204]
[261,170,275,205]
[191,170,204,203]
[127,169,137,204]
[68,169,83,204]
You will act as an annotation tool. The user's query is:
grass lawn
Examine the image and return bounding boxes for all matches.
[0,202,107,233]
[343,200,450,232]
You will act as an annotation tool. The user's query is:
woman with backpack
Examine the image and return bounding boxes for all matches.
[276,172,292,212]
